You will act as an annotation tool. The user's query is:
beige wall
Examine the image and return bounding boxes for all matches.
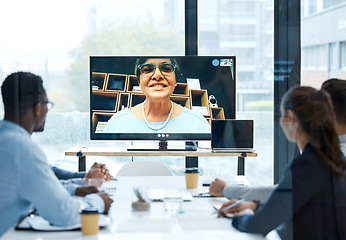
[301,71,330,88]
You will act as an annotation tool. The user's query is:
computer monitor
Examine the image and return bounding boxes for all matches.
[90,56,236,149]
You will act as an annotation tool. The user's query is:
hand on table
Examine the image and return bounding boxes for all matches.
[217,199,256,218]
[75,187,113,213]
[98,192,113,214]
[75,186,99,197]
[84,162,113,184]
[209,178,226,197]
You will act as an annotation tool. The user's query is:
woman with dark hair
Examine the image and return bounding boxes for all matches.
[216,86,346,239]
[321,78,346,154]
[103,58,210,133]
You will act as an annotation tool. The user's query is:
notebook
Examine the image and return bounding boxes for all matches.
[211,119,254,152]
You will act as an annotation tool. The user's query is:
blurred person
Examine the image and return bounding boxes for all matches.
[0,72,113,236]
[103,58,210,133]
[217,86,346,240]
[321,78,346,154]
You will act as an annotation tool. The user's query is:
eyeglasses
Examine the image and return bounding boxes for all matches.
[42,100,54,110]
[137,63,176,77]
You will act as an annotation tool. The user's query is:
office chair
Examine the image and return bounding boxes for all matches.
[116,161,174,176]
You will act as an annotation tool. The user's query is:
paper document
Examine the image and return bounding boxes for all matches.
[16,214,111,231]
[178,210,231,230]
[117,219,172,232]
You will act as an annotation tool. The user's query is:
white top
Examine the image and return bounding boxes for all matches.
[103,108,211,133]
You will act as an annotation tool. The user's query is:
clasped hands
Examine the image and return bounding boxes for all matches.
[84,162,113,183]
[75,162,114,213]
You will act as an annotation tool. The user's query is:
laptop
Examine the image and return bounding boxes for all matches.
[211,119,254,152]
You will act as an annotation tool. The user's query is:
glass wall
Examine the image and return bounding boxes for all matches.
[301,0,346,87]
[0,0,274,185]
[198,0,274,185]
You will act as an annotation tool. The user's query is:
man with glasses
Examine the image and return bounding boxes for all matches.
[0,72,113,236]
[17,81,113,186]
[103,58,210,133]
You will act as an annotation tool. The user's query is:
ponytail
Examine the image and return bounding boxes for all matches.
[282,86,346,176]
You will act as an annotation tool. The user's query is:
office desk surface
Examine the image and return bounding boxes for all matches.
[2,176,269,240]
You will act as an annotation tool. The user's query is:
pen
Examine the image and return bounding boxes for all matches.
[220,199,244,213]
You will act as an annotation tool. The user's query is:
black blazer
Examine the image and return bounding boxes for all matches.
[232,144,346,240]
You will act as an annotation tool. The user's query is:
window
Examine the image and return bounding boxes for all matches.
[302,1,346,86]
[219,0,256,18]
[1,0,275,185]
[0,0,185,173]
[341,41,346,69]
[301,45,328,70]
[199,0,274,185]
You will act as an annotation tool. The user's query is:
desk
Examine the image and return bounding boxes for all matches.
[65,147,257,175]
[2,176,267,240]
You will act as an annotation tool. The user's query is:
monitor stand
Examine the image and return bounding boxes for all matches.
[127,140,197,151]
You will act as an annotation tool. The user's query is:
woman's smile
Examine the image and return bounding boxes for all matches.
[149,83,167,88]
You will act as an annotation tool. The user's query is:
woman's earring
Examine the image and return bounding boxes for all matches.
[175,83,177,87]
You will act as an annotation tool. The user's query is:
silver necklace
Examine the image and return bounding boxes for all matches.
[142,100,173,130]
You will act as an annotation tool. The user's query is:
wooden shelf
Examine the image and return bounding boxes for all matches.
[127,75,141,93]
[130,93,145,107]
[105,73,127,92]
[92,112,114,133]
[210,107,225,119]
[190,89,210,117]
[91,91,119,112]
[170,96,191,108]
[91,72,230,127]
[91,72,107,91]
[117,93,130,111]
[66,146,257,157]
[173,83,189,96]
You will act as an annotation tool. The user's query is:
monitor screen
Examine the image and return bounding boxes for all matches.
[90,56,236,141]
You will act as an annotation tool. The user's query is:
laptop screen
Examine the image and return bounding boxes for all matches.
[211,120,254,150]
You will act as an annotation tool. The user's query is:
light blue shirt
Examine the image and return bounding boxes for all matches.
[103,107,211,133]
[0,120,104,236]
[52,166,87,186]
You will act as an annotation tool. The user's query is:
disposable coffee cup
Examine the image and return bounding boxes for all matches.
[80,208,100,235]
[185,167,199,189]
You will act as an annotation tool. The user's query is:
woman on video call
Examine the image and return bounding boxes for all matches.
[103,58,210,133]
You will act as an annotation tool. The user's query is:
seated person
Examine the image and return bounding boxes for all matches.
[209,78,346,202]
[217,86,346,239]
[321,78,346,154]
[103,58,210,133]
[0,72,113,236]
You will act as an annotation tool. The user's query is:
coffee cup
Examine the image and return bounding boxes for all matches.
[80,208,100,235]
[185,167,199,189]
